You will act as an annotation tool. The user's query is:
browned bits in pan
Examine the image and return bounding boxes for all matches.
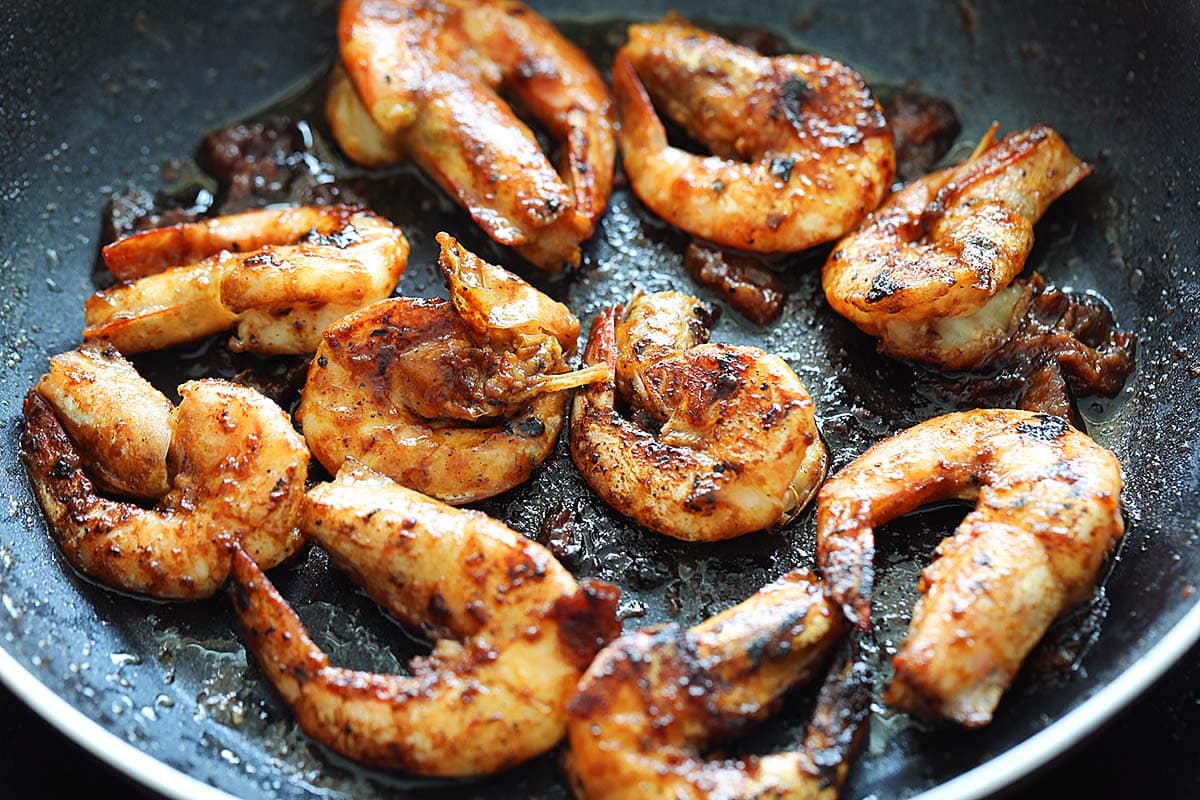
[683,242,787,325]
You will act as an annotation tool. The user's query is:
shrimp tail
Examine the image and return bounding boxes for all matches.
[817,516,876,630]
[799,631,875,787]
[611,52,667,155]
[229,548,329,703]
[581,305,621,375]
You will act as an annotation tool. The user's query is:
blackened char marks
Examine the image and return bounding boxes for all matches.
[1015,413,1068,442]
[551,578,622,670]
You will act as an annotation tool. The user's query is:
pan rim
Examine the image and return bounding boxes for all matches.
[1,596,1198,799]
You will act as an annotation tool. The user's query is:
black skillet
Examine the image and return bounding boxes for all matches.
[1,1,1198,798]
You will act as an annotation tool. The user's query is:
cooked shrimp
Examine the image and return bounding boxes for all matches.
[297,232,605,504]
[565,570,871,800]
[84,205,409,355]
[612,16,893,253]
[816,409,1124,726]
[333,0,615,271]
[22,363,308,600]
[570,292,826,541]
[33,344,172,500]
[231,460,621,776]
[823,124,1092,370]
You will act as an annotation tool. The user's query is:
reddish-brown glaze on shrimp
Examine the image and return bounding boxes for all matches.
[816,408,1124,726]
[22,358,308,600]
[823,125,1092,370]
[85,204,409,355]
[332,0,615,271]
[613,15,893,253]
[297,233,605,504]
[231,461,620,776]
[565,571,871,800]
[570,292,826,541]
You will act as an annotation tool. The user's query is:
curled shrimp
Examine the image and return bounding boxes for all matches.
[231,460,621,776]
[612,15,894,252]
[565,571,871,800]
[22,349,308,600]
[822,124,1092,370]
[84,205,409,355]
[297,232,606,504]
[569,292,826,541]
[332,0,615,271]
[816,409,1124,726]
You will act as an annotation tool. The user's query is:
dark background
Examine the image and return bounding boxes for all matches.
[2,637,1198,797]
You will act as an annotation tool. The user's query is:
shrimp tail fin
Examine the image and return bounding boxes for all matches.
[581,306,621,372]
[799,631,875,789]
[819,530,875,630]
[967,121,1001,162]
[612,51,669,154]
[21,390,91,557]
[229,547,330,703]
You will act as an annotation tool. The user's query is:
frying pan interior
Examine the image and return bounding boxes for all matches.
[0,1,1198,798]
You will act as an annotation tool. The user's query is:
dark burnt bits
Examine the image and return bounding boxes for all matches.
[1016,413,1069,442]
[865,271,903,304]
[885,89,962,182]
[683,243,787,325]
[968,276,1137,420]
[97,117,362,282]
[99,184,212,248]
[201,119,363,212]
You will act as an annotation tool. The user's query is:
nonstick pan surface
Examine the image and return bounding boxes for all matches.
[1,1,1198,798]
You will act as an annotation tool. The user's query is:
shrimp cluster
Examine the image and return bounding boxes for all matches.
[298,232,606,504]
[817,409,1124,726]
[823,125,1092,370]
[232,461,621,776]
[566,571,872,800]
[330,0,615,271]
[18,3,1143,794]
[613,15,894,252]
[570,291,826,541]
[22,345,308,599]
[85,205,409,355]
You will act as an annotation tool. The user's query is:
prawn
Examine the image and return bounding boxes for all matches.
[822,124,1092,370]
[22,350,308,600]
[565,571,872,800]
[231,460,621,776]
[569,292,826,541]
[612,15,894,252]
[816,408,1124,726]
[84,204,409,355]
[332,0,615,271]
[297,232,606,504]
